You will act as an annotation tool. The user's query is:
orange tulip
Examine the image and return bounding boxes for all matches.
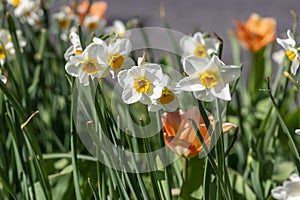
[69,0,107,25]
[234,13,276,52]
[162,107,236,158]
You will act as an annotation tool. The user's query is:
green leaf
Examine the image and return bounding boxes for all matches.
[228,169,257,200]
[180,157,205,200]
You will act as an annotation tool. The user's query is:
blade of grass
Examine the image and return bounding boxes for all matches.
[156,111,172,200]
[266,77,300,172]
[70,78,83,200]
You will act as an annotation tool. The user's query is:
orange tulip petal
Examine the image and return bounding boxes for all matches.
[234,13,276,52]
[89,1,107,19]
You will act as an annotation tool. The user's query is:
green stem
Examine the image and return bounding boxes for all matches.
[266,77,300,172]
[157,111,172,200]
[190,119,231,200]
[140,120,161,200]
[70,79,83,200]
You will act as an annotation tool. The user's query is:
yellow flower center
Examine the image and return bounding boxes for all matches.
[82,59,98,75]
[75,49,83,55]
[134,76,151,93]
[160,88,174,104]
[109,55,124,70]
[12,0,21,7]
[117,31,124,38]
[194,45,208,58]
[88,22,98,30]
[0,46,5,59]
[200,71,219,88]
[286,50,296,61]
[25,10,31,17]
[58,18,70,29]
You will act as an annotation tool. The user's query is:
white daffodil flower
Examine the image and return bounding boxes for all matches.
[277,30,300,75]
[53,8,78,31]
[83,15,106,36]
[64,32,83,61]
[14,0,43,27]
[65,43,108,86]
[148,75,178,112]
[295,129,300,135]
[272,174,300,200]
[105,20,127,38]
[180,32,219,58]
[93,37,134,78]
[0,29,26,65]
[176,55,241,101]
[117,64,165,104]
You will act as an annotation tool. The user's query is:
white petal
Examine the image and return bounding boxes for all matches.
[118,70,129,87]
[128,66,143,78]
[176,75,205,92]
[211,84,231,101]
[180,35,196,56]
[161,74,170,86]
[205,38,219,55]
[78,70,90,86]
[114,20,126,34]
[219,64,241,83]
[121,56,135,69]
[65,54,85,77]
[108,38,131,55]
[148,103,162,112]
[276,38,292,50]
[183,56,209,75]
[122,86,141,104]
[193,32,205,45]
[0,74,7,84]
[193,90,215,102]
[70,32,80,44]
[140,94,152,105]
[290,59,300,75]
[271,186,287,200]
[93,37,107,47]
[287,30,296,47]
[150,84,163,99]
[162,97,178,112]
[86,43,107,60]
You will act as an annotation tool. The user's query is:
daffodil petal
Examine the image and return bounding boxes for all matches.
[140,94,152,105]
[219,65,241,83]
[180,36,197,56]
[118,70,130,87]
[177,76,205,92]
[78,70,90,86]
[122,85,142,104]
[0,74,7,84]
[183,56,210,75]
[162,97,178,112]
[211,85,231,101]
[291,59,300,75]
[193,90,215,102]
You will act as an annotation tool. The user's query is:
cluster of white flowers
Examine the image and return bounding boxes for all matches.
[65,31,241,111]
[7,0,44,28]
[177,32,241,102]
[0,29,26,65]
[65,33,133,86]
[52,2,127,41]
[277,30,300,75]
[272,174,300,200]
